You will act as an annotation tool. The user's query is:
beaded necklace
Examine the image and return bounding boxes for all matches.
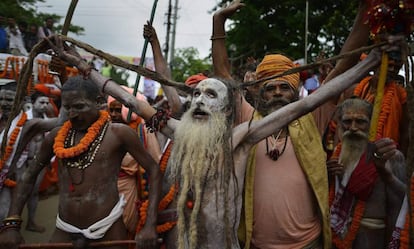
[63,121,109,170]
[56,111,110,191]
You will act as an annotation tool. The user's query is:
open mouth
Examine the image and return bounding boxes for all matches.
[192,108,209,119]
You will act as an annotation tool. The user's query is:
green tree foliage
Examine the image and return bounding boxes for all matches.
[0,0,84,35]
[214,0,358,67]
[170,47,212,82]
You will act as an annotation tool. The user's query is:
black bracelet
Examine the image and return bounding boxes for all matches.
[102,78,112,93]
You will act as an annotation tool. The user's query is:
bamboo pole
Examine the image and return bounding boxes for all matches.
[61,0,79,36]
[127,0,159,122]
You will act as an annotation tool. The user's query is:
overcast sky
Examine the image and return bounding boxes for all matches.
[36,0,219,59]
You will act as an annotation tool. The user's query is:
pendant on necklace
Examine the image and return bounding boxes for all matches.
[69,182,75,192]
[267,148,280,161]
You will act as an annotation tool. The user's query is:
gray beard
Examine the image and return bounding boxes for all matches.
[339,131,368,171]
[168,109,230,182]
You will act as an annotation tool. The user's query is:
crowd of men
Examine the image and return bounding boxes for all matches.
[0,15,55,55]
[0,1,412,249]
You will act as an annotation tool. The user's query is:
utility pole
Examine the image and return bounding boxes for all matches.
[304,0,309,64]
[164,0,173,62]
[169,0,179,69]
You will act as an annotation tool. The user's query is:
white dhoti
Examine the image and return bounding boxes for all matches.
[56,195,126,239]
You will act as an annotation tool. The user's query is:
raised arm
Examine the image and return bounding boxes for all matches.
[212,0,245,79]
[238,45,384,146]
[49,36,179,137]
[8,110,67,173]
[323,0,370,84]
[144,21,182,116]
[312,0,370,134]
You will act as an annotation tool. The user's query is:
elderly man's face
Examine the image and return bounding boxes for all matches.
[340,108,370,136]
[0,89,16,116]
[190,79,229,120]
[257,80,297,116]
[261,80,296,102]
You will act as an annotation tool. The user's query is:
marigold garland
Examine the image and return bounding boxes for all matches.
[136,185,177,233]
[136,142,176,235]
[159,142,173,173]
[0,112,27,187]
[406,175,414,248]
[330,190,366,249]
[329,143,366,249]
[400,213,410,249]
[53,111,110,158]
[353,77,398,140]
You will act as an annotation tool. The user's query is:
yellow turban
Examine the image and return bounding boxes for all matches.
[256,54,300,90]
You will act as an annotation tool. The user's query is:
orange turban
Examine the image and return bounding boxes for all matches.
[34,84,51,95]
[185,73,208,88]
[256,54,300,90]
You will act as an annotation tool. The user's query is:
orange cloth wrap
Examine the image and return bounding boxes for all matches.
[256,54,300,90]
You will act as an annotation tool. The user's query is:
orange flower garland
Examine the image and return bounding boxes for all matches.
[399,213,410,249]
[332,199,366,249]
[136,142,177,235]
[354,77,399,140]
[159,142,173,173]
[53,111,110,158]
[329,143,366,249]
[136,185,177,234]
[0,112,28,187]
[404,175,414,249]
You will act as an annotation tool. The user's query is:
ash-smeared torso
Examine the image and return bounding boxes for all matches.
[57,124,126,230]
[182,175,241,249]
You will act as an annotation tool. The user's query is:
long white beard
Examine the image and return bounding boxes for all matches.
[339,131,368,172]
[168,109,231,249]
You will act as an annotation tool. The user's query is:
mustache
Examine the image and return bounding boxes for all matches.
[189,105,211,114]
[342,130,368,140]
[264,97,291,107]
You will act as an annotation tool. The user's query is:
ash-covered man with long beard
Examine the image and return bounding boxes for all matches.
[327,98,406,249]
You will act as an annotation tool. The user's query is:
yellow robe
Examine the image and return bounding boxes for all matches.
[238,113,331,249]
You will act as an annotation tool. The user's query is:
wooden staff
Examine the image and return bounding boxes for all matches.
[61,0,79,36]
